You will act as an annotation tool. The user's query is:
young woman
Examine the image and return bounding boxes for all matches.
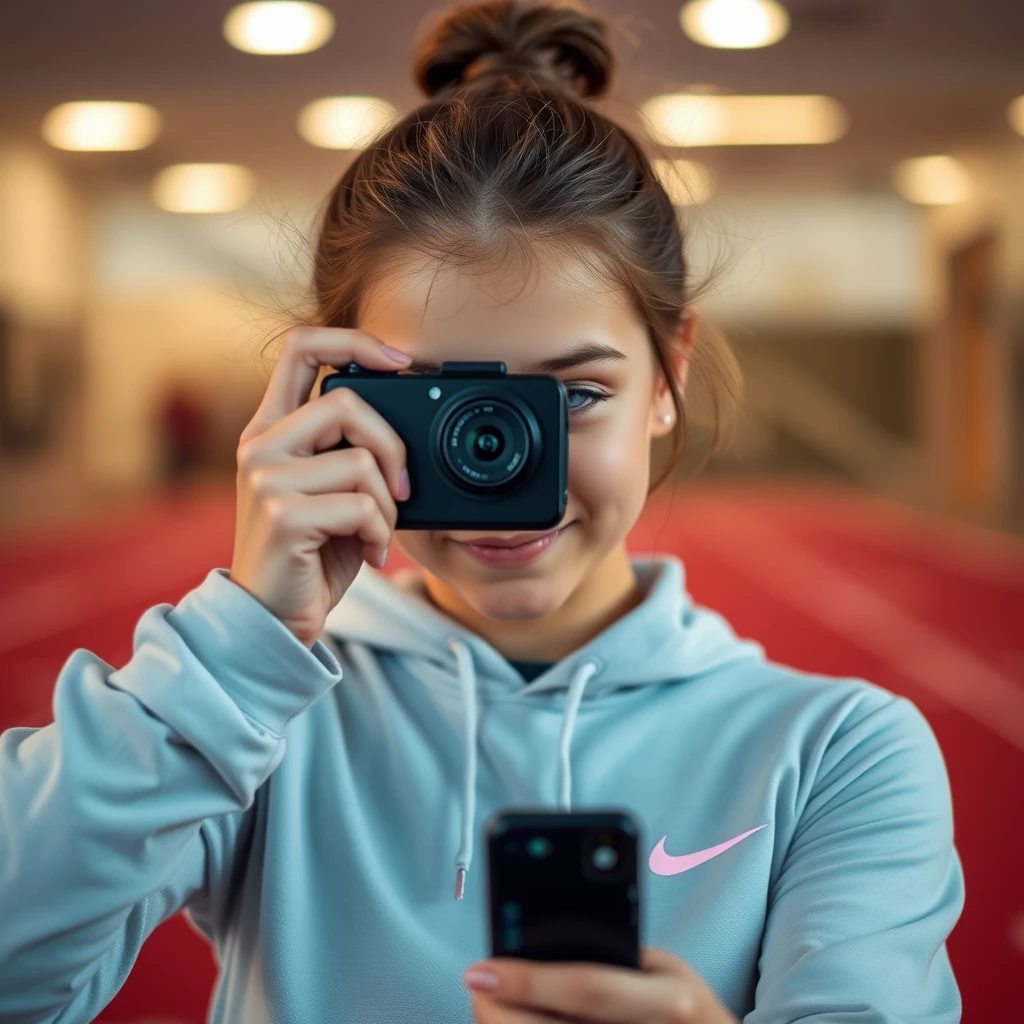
[0,2,964,1022]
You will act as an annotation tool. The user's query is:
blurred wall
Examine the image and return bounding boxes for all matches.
[1,140,1022,534]
[694,190,924,327]
[919,140,1024,530]
[0,145,87,323]
[0,144,91,519]
[83,192,294,489]
[683,191,924,501]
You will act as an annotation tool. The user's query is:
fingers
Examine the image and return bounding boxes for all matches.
[262,490,393,570]
[247,446,400,533]
[465,958,696,1024]
[232,326,412,586]
[239,385,409,504]
[469,993,560,1024]
[244,325,412,438]
[641,948,693,975]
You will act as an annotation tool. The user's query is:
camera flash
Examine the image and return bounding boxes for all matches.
[428,386,441,400]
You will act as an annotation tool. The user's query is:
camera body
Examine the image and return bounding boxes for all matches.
[318,361,568,530]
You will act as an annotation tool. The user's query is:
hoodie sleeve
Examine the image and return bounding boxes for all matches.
[747,693,965,1024]
[0,567,343,1024]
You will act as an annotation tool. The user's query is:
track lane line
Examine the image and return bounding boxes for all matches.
[686,503,1024,754]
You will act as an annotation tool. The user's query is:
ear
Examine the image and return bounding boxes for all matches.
[650,306,697,439]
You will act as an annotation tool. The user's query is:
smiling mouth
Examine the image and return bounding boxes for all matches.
[449,524,571,566]
[453,529,561,549]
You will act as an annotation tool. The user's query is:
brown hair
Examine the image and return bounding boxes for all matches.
[308,0,742,486]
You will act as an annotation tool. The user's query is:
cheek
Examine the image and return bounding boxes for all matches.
[568,415,652,514]
[392,530,431,565]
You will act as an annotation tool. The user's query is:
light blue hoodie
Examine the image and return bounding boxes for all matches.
[0,555,964,1023]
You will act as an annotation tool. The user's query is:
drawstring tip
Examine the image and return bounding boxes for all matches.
[454,866,466,900]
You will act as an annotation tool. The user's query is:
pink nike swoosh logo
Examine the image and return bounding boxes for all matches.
[649,824,768,876]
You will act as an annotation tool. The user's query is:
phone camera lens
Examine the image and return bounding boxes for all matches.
[526,836,552,858]
[582,827,629,882]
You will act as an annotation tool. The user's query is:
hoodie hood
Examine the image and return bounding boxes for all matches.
[322,554,764,898]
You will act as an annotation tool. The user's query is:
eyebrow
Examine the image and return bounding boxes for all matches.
[404,339,627,375]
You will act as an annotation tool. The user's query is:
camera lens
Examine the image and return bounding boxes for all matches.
[526,836,552,858]
[467,424,504,462]
[581,827,630,882]
[438,394,539,492]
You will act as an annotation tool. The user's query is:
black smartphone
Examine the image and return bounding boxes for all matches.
[318,360,568,530]
[484,809,641,969]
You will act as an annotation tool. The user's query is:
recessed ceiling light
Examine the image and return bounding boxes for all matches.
[224,2,334,55]
[892,156,970,206]
[1008,96,1024,137]
[652,158,716,205]
[298,96,398,149]
[680,0,790,49]
[642,94,846,146]
[152,163,256,213]
[41,101,161,151]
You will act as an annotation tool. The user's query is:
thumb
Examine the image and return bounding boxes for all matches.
[640,947,692,977]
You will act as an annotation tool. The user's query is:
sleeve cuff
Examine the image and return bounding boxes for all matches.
[166,568,343,736]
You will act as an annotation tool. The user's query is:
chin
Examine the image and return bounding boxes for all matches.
[464,576,568,622]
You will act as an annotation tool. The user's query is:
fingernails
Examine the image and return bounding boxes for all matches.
[463,966,498,991]
[377,546,389,568]
[398,468,411,500]
[381,344,411,363]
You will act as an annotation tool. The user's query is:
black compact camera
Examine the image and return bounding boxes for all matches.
[318,361,568,529]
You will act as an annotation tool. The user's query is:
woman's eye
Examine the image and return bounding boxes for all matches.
[564,385,611,415]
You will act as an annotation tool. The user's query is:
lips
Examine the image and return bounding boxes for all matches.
[454,530,560,549]
[450,524,570,567]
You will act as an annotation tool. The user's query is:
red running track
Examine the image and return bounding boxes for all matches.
[1,480,1021,1022]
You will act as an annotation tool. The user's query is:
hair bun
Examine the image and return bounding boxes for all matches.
[413,1,613,100]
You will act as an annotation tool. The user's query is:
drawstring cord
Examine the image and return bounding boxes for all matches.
[447,636,601,899]
[449,638,478,901]
[557,658,599,809]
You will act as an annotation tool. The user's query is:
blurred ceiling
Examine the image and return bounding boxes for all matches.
[1,0,1022,198]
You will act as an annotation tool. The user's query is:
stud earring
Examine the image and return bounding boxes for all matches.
[660,413,672,425]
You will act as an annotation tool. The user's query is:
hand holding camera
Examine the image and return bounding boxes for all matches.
[229,325,568,649]
[318,352,567,530]
[229,327,413,648]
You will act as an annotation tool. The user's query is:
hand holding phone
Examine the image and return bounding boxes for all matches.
[485,809,641,969]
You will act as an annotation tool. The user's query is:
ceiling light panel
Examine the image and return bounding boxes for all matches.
[152,163,256,213]
[42,101,161,151]
[224,2,334,55]
[680,0,790,49]
[298,96,398,149]
[642,94,847,146]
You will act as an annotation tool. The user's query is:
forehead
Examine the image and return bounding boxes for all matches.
[356,243,649,366]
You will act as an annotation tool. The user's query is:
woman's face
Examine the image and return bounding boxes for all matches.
[356,243,692,622]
